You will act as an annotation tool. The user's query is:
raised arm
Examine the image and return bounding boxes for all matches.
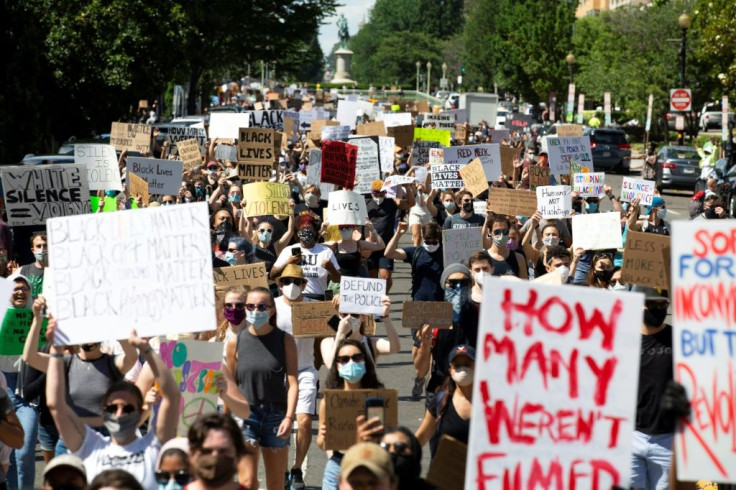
[395,183,415,210]
[276,203,296,253]
[22,297,49,372]
[384,222,408,261]
[521,211,543,264]
[413,324,433,380]
[319,316,354,370]
[114,339,139,376]
[372,297,400,356]
[357,220,385,253]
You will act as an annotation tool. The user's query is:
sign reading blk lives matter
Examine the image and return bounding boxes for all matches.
[466,278,643,489]
[671,220,736,482]
[44,202,216,345]
[1,165,92,226]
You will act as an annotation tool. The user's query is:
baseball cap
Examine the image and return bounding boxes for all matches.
[645,196,665,215]
[206,161,218,169]
[43,454,87,481]
[340,442,395,481]
[449,344,476,364]
[279,264,305,280]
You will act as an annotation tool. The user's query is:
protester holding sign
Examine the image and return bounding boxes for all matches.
[316,339,385,490]
[483,215,527,279]
[224,287,298,490]
[323,219,384,279]
[521,212,569,278]
[627,196,670,236]
[242,202,296,287]
[19,232,47,299]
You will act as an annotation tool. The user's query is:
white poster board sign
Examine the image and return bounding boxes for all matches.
[620,177,655,206]
[126,157,183,196]
[339,277,386,316]
[322,125,351,141]
[214,144,237,162]
[466,278,643,489]
[44,202,215,344]
[536,185,572,219]
[546,136,594,177]
[350,137,381,194]
[306,149,335,199]
[381,176,414,190]
[379,136,395,173]
[671,220,736,482]
[75,144,123,191]
[422,113,455,134]
[208,113,251,140]
[573,172,605,197]
[443,144,501,182]
[298,108,330,130]
[442,227,483,267]
[326,190,368,225]
[572,212,623,250]
[381,112,412,127]
[336,100,359,130]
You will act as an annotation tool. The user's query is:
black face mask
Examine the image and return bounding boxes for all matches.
[462,201,473,213]
[594,270,612,282]
[390,452,421,486]
[644,304,668,326]
[704,207,720,219]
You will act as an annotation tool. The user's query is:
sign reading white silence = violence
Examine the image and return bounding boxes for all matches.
[0,165,91,227]
[74,144,123,191]
[43,202,216,345]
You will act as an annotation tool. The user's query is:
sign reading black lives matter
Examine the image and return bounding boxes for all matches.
[1,165,91,226]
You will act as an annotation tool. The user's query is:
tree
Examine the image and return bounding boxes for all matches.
[295,32,325,84]
[692,0,736,99]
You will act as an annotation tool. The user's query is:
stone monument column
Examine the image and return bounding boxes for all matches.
[331,49,355,85]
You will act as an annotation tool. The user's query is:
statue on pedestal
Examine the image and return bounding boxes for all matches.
[337,15,350,49]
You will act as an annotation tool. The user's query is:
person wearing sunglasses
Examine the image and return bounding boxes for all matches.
[379,428,433,490]
[155,438,190,490]
[317,339,385,490]
[242,203,295,291]
[586,253,614,289]
[273,265,318,489]
[483,215,527,279]
[45,318,180,490]
[323,218,384,279]
[224,287,298,490]
[441,189,484,231]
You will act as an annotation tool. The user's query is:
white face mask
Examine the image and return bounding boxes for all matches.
[373,197,385,205]
[473,271,486,288]
[340,229,354,241]
[282,283,302,300]
[305,193,319,207]
[557,265,570,283]
[542,236,560,247]
[610,282,628,292]
[423,242,440,253]
[451,367,474,387]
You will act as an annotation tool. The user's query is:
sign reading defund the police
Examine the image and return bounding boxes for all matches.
[339,277,386,316]
[43,202,215,345]
[1,165,91,226]
[466,278,643,489]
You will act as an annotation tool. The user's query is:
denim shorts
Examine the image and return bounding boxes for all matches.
[38,421,59,452]
[241,403,290,449]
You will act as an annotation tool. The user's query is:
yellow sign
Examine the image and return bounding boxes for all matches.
[243,182,290,217]
[414,128,451,147]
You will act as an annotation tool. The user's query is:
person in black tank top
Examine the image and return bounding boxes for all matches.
[242,207,296,283]
[224,287,298,490]
[323,220,386,279]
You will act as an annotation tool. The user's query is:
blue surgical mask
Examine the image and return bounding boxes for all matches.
[338,361,366,383]
[585,202,598,213]
[516,216,529,225]
[258,231,272,243]
[247,310,270,329]
[444,283,469,322]
[224,251,238,265]
[229,194,242,203]
[621,202,630,212]
[159,480,183,490]
[105,190,117,198]
[657,209,667,220]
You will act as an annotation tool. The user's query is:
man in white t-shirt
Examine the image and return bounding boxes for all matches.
[46,323,180,490]
[273,264,319,490]
[271,215,340,300]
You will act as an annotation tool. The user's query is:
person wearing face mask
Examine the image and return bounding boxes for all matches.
[225,288,298,490]
[271,215,341,300]
[272,265,319,489]
[241,206,295,292]
[221,237,255,267]
[19,232,47,299]
[323,218,385,279]
[441,190,484,230]
[155,439,191,490]
[543,246,574,284]
[295,185,325,217]
[607,267,629,292]
[24,296,139,456]
[211,209,237,255]
[317,339,385,490]
[483,215,527,279]
[416,345,474,459]
[627,196,670,235]
[45,319,180,490]
[693,193,728,220]
[468,251,493,304]
[426,190,457,227]
[378,428,433,490]
[586,253,614,288]
[186,413,249,490]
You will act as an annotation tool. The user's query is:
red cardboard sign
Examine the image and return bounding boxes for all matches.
[321,141,358,189]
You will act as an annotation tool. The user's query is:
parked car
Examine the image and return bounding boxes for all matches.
[57,135,110,156]
[20,154,76,165]
[698,101,735,132]
[583,127,631,174]
[444,93,460,110]
[655,145,700,190]
[495,108,509,129]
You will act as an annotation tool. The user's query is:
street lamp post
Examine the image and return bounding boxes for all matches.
[566,52,576,84]
[442,62,447,86]
[427,61,432,94]
[416,61,421,93]
[679,12,691,145]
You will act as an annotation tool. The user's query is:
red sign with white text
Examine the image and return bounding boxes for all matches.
[465,279,643,489]
[670,88,692,112]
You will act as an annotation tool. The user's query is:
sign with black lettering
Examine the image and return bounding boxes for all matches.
[1,165,91,226]
[166,126,207,155]
[338,277,386,316]
[324,389,398,450]
[238,128,275,181]
[213,262,268,289]
[125,157,183,196]
[74,144,123,191]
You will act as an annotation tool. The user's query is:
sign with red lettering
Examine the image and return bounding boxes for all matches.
[671,221,736,482]
[321,141,357,189]
[466,278,643,489]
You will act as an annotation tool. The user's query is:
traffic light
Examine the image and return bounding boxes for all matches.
[461,66,466,74]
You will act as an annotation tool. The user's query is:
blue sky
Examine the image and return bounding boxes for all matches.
[318,0,375,55]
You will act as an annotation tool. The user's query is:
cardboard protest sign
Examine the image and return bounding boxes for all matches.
[324,389,398,450]
[529,165,551,190]
[44,202,215,344]
[298,108,329,131]
[386,125,414,149]
[247,110,284,132]
[414,101,429,113]
[465,278,643,489]
[556,124,584,137]
[127,173,150,207]
[378,136,395,173]
[321,141,358,189]
[126,157,183,196]
[283,111,299,142]
[427,436,467,490]
[429,148,444,166]
[321,125,351,141]
[158,340,221,436]
[431,163,463,189]
[442,227,483,267]
[381,176,414,191]
[488,187,538,217]
[74,144,122,191]
[412,141,441,167]
[306,149,336,198]
[0,305,44,356]
[458,159,488,197]
[444,144,502,181]
[336,99,359,130]
[422,113,455,134]
[208,113,251,140]
[536,185,572,219]
[620,177,655,205]
[327,190,368,225]
[110,122,151,153]
[166,126,207,157]
[414,128,451,147]
[572,212,623,251]
[214,144,237,162]
[546,136,593,177]
[357,121,386,136]
[175,138,203,172]
[443,108,468,123]
[401,301,453,330]
[573,172,605,197]
[670,220,736,481]
[348,137,381,194]
[242,182,290,217]
[212,262,269,290]
[381,112,412,127]
[309,119,339,139]
[455,124,467,143]
[1,165,91,226]
[238,128,275,181]
[291,301,338,338]
[338,277,386,316]
[500,146,522,178]
[621,230,670,290]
